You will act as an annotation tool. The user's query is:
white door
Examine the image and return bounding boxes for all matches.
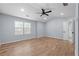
[63,20,75,43]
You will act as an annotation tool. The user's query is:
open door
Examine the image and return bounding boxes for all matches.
[63,20,75,43]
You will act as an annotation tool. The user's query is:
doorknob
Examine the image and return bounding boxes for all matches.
[72,32,74,34]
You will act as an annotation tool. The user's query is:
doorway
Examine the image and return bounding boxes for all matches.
[63,19,75,43]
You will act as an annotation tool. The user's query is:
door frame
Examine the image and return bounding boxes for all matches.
[75,3,78,56]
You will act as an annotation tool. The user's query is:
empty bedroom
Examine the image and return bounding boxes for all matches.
[0,3,77,56]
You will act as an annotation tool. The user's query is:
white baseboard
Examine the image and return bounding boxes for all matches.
[1,36,36,45]
[36,35,46,38]
[46,36,63,40]
[47,36,73,42]
[1,35,45,45]
[1,36,73,45]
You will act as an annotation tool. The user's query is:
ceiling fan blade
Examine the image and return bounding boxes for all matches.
[41,9,45,13]
[45,10,52,13]
[45,13,49,16]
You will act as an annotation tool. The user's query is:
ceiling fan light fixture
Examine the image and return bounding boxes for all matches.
[60,12,64,16]
[40,8,52,17]
[20,8,25,12]
[43,17,47,20]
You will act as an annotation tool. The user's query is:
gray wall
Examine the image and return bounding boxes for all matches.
[37,22,46,37]
[0,14,45,44]
[0,13,77,46]
[46,19,65,39]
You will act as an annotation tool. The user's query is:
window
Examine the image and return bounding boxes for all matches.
[15,21,23,35]
[24,22,31,34]
[15,21,31,35]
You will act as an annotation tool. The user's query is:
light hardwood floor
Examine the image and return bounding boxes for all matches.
[0,37,74,56]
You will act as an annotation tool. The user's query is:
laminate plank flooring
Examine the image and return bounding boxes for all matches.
[0,37,74,56]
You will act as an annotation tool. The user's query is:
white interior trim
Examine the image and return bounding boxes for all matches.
[46,35,63,40]
[1,36,36,45]
[1,36,64,45]
[75,4,78,56]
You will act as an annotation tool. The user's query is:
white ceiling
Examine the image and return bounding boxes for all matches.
[0,3,76,22]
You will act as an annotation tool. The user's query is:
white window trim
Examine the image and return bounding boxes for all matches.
[15,21,31,35]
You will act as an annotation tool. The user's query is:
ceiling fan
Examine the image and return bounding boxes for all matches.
[35,3,68,17]
[40,8,52,16]
[63,3,68,6]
